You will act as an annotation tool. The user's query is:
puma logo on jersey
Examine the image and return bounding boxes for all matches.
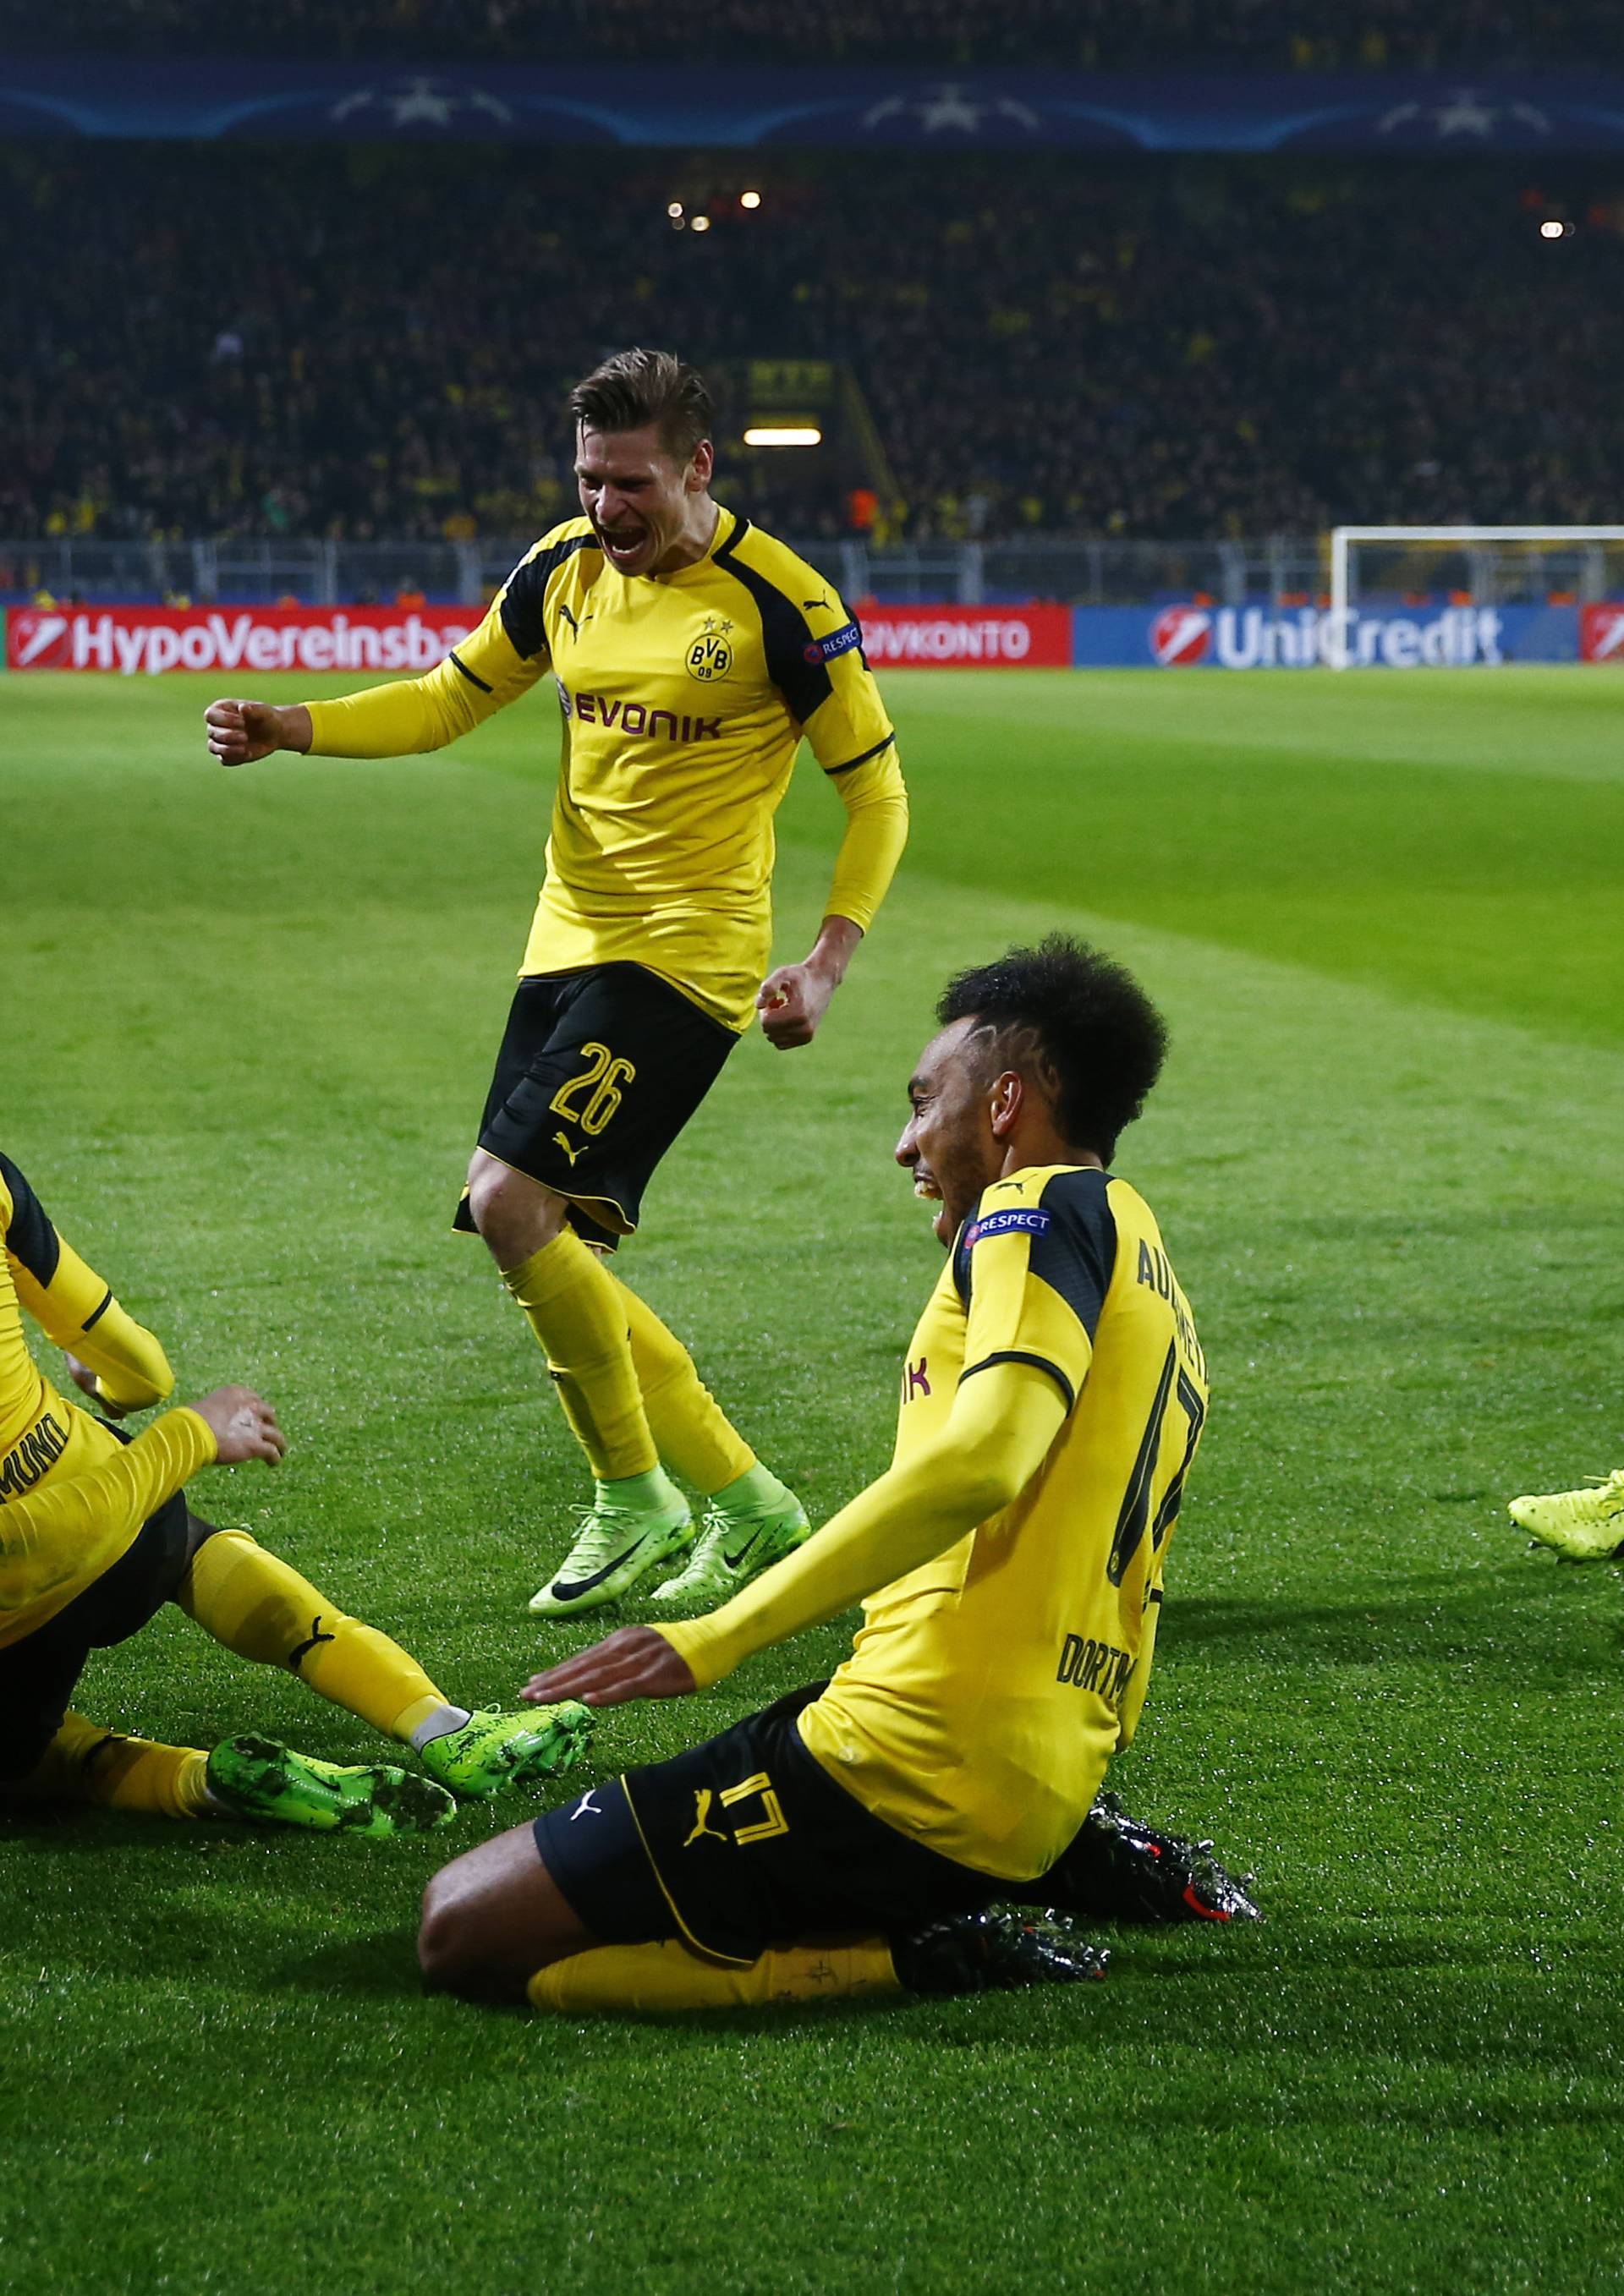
[683,1788,728,1848]
[552,1132,584,1165]
[569,1789,602,1821]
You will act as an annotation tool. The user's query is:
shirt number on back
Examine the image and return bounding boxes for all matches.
[1107,1341,1207,1586]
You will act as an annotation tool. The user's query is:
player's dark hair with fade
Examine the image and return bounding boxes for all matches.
[935,934,1169,1164]
[568,348,714,463]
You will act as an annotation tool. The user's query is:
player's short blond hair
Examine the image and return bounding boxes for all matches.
[568,349,713,465]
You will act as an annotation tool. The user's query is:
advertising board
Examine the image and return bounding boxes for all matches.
[856,606,1071,667]
[1579,605,1624,662]
[5,605,477,675]
[1073,601,1582,668]
[6,598,1605,677]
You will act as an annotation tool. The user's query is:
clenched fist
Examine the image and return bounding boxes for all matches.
[204,699,312,767]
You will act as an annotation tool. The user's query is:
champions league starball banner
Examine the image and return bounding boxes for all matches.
[3,63,1623,151]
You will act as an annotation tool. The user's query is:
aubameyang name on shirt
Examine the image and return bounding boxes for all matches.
[557,686,721,743]
[0,1407,68,1503]
[1136,1239,1205,1377]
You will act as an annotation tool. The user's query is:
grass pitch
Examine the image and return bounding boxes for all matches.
[3,666,1622,2294]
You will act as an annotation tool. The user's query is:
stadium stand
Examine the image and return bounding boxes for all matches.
[9,0,1617,66]
[3,148,1616,551]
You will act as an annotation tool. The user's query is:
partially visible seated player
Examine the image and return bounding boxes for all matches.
[417,936,1258,2010]
[0,1153,590,1833]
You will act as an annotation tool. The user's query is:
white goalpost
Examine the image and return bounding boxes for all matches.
[1328,525,1624,669]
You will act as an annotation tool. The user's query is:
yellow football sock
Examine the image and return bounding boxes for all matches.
[177,1527,447,1742]
[527,1937,901,2013]
[18,1711,214,1818]
[505,1231,658,1481]
[612,1274,756,1495]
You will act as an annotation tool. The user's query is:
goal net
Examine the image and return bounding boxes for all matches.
[1327,526,1624,669]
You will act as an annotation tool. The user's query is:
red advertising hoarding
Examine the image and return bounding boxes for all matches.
[4,600,1072,676]
[854,605,1070,667]
[6,604,478,675]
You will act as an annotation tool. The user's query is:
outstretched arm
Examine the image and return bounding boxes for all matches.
[519,1356,1066,1709]
[205,589,547,765]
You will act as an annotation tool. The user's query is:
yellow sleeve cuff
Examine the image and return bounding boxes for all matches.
[651,1614,734,1692]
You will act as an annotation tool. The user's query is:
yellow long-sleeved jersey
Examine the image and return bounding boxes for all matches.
[660,1164,1210,1882]
[0,1153,196,1645]
[302,508,908,1031]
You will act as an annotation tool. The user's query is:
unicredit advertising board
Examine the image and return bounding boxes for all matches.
[5,605,477,676]
[1076,600,1582,668]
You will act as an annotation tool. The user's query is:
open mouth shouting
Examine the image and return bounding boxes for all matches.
[595,518,653,573]
[911,1165,956,1243]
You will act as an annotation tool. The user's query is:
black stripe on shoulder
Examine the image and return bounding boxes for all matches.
[0,1153,62,1287]
[448,649,492,694]
[824,733,896,777]
[1028,1169,1117,1345]
[82,1286,114,1332]
[713,520,833,725]
[960,1350,1076,1414]
[952,1221,973,1307]
[498,532,599,660]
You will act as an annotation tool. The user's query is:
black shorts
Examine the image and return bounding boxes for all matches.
[454,964,738,1248]
[532,1685,1000,1965]
[0,1489,200,1784]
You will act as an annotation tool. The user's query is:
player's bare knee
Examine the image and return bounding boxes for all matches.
[464,1159,566,1266]
[417,1871,482,1994]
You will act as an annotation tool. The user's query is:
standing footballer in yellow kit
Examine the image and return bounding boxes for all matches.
[206,349,908,1623]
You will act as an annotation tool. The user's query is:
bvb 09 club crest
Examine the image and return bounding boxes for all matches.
[686,613,734,681]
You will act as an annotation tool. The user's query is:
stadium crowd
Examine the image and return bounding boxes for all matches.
[12,0,1615,66]
[2,149,1616,546]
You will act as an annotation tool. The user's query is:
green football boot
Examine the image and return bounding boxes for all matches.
[648,1489,811,1614]
[419,1703,595,1799]
[206,1734,456,1836]
[1509,1468,1624,1559]
[528,1495,694,1618]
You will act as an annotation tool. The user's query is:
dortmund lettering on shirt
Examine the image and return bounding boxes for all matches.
[797,1164,1210,1882]
[442,507,897,1030]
